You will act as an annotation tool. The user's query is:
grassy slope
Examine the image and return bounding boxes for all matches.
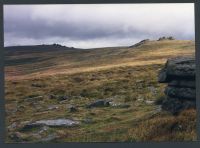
[5,40,196,142]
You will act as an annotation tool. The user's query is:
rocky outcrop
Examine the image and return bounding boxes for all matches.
[158,36,175,41]
[129,39,150,48]
[158,56,196,115]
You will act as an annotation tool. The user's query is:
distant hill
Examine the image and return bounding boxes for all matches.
[5,44,78,54]
[5,39,195,79]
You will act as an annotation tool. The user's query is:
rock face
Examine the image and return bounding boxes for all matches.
[158,56,196,114]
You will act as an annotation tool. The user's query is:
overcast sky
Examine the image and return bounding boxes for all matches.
[4,4,194,48]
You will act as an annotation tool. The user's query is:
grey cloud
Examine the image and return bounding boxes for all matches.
[4,13,148,41]
[4,4,195,48]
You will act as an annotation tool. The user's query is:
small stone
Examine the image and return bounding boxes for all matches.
[47,105,59,110]
[82,118,93,124]
[148,86,157,94]
[8,122,17,131]
[109,102,130,108]
[26,96,43,102]
[68,106,78,112]
[40,134,58,142]
[145,100,155,105]
[49,94,57,99]
[31,83,45,88]
[17,105,25,112]
[9,132,27,142]
[59,100,68,104]
[59,96,69,101]
[38,126,49,134]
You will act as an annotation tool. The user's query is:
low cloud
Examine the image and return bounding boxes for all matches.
[4,4,194,48]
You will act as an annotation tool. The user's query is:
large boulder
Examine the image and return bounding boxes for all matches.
[158,56,196,114]
[158,56,195,83]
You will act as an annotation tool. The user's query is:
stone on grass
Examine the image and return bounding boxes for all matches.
[22,119,80,130]
[109,102,130,108]
[86,100,110,108]
[68,105,78,112]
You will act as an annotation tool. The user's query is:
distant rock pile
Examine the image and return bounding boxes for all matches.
[158,56,196,114]
[158,36,175,41]
[129,36,175,48]
[129,39,150,48]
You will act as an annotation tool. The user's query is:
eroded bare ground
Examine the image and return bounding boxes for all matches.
[5,40,196,142]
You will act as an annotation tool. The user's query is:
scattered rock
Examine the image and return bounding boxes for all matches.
[9,132,27,142]
[25,95,43,102]
[109,102,130,108]
[155,105,162,113]
[40,134,58,142]
[158,36,175,41]
[137,96,144,102]
[58,95,69,101]
[22,119,80,130]
[59,100,68,104]
[168,36,175,40]
[68,105,78,112]
[86,100,110,108]
[17,105,26,112]
[38,126,49,134]
[49,94,69,101]
[148,86,157,95]
[7,122,17,131]
[145,100,155,105]
[31,83,45,88]
[82,117,93,124]
[49,94,57,99]
[47,105,59,110]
